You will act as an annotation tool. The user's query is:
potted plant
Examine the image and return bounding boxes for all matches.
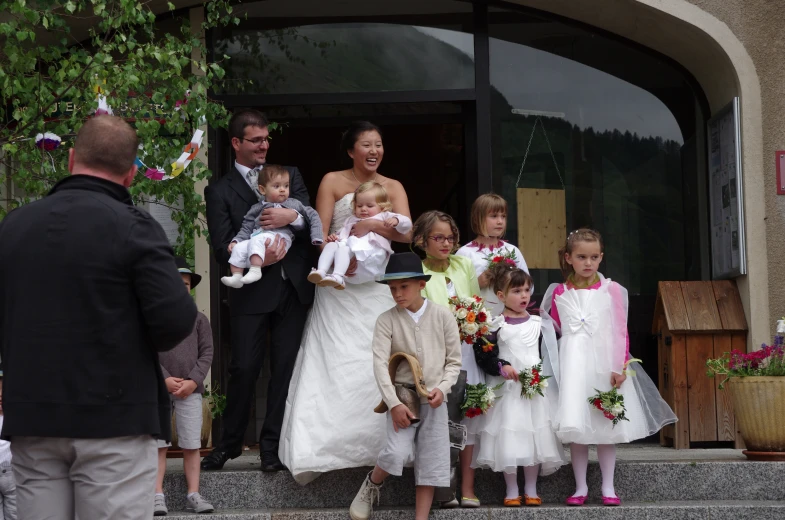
[170,384,227,455]
[706,335,785,460]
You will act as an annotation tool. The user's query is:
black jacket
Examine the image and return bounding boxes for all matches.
[0,175,197,440]
[205,166,315,316]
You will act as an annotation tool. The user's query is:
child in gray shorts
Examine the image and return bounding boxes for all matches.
[349,252,462,520]
[0,365,17,520]
[154,257,215,516]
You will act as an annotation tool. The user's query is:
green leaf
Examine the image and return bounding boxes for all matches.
[42,16,49,29]
[167,2,175,9]
[64,1,76,13]
[15,30,27,41]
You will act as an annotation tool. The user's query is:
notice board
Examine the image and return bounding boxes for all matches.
[708,98,746,279]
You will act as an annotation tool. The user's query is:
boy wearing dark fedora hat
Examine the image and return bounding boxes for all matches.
[350,253,462,520]
[154,258,214,515]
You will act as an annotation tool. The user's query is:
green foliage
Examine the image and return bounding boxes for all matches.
[203,383,227,418]
[0,0,239,260]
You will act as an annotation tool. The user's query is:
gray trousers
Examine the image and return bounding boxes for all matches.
[11,436,157,520]
[0,467,17,520]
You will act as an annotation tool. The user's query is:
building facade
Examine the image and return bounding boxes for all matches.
[161,0,778,439]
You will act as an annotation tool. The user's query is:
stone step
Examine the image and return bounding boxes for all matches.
[166,501,785,520]
[162,455,785,512]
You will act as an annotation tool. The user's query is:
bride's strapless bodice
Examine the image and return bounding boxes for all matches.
[329,193,355,235]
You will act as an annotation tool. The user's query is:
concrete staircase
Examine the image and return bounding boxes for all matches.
[161,445,785,518]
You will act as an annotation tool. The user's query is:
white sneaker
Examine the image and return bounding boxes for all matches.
[321,274,345,290]
[185,492,215,514]
[349,472,382,520]
[153,494,168,516]
[307,269,326,285]
[221,273,244,288]
[241,266,263,284]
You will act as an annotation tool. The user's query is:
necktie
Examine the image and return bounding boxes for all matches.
[247,167,263,200]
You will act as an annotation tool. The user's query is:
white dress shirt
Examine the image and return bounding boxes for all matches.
[0,416,11,467]
[405,298,429,324]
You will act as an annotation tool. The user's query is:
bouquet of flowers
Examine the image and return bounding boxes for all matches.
[518,362,550,399]
[449,295,497,344]
[587,388,628,427]
[461,382,503,418]
[484,248,518,269]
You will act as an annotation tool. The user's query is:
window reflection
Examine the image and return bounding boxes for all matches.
[489,21,692,296]
[215,24,475,94]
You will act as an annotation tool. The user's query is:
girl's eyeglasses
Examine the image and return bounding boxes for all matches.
[428,235,456,244]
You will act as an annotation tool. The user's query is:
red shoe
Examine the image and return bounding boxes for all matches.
[602,496,621,506]
[565,495,587,506]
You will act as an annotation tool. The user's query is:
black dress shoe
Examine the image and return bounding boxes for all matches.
[201,449,234,470]
[260,451,285,472]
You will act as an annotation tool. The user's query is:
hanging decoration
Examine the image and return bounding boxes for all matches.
[35,132,61,151]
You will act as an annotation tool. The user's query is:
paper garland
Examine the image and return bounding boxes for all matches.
[35,132,61,151]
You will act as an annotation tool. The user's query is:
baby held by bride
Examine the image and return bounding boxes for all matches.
[308,181,412,290]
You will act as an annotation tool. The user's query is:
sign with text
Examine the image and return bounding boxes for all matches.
[707,98,746,279]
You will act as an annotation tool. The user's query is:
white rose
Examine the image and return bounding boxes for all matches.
[540,380,549,388]
[464,322,479,335]
[611,404,624,415]
[456,308,468,319]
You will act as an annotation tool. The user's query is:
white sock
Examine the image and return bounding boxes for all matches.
[503,470,519,499]
[187,492,198,499]
[597,444,617,497]
[570,443,589,496]
[523,465,539,497]
[241,266,262,284]
[221,273,243,288]
[155,493,164,498]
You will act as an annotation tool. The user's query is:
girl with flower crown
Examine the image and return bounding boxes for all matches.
[471,263,565,507]
[543,229,676,506]
[456,194,530,317]
[412,210,482,509]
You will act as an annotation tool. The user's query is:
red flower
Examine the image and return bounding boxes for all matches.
[475,296,482,303]
[492,256,504,263]
[604,411,615,420]
[477,312,487,323]
[466,407,482,418]
[593,399,603,410]
[505,259,516,266]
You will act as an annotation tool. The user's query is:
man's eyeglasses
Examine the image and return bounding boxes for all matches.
[428,235,456,244]
[240,136,270,146]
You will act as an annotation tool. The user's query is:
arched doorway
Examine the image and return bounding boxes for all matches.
[207,0,718,445]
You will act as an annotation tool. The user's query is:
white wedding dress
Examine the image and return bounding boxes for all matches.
[279,193,392,484]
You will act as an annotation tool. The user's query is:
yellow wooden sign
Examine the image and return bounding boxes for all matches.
[517,188,566,269]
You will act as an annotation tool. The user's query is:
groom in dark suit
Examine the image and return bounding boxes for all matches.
[203,109,314,471]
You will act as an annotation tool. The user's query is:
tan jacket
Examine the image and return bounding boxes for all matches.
[372,301,462,409]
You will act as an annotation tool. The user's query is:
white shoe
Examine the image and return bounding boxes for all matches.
[349,472,382,520]
[241,266,262,284]
[321,274,345,290]
[221,273,244,288]
[307,269,326,285]
[185,492,214,513]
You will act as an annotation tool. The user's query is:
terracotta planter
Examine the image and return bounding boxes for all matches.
[726,376,785,456]
[171,397,214,450]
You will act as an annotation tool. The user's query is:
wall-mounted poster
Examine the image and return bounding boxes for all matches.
[708,97,746,279]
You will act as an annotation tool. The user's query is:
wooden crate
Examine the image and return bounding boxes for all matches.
[653,280,747,449]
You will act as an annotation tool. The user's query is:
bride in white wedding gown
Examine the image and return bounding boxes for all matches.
[279,122,411,484]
